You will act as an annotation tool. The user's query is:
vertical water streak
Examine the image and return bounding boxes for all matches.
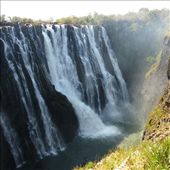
[73,26,102,113]
[2,36,48,158]
[101,27,129,101]
[85,26,117,105]
[0,112,25,168]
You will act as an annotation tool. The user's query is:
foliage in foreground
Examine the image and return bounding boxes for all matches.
[75,136,170,170]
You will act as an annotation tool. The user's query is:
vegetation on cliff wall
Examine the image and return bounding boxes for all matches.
[145,51,162,79]
[140,33,170,125]
[143,85,170,142]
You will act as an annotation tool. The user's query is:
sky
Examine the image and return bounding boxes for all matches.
[1,1,170,21]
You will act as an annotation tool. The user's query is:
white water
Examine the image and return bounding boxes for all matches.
[2,36,48,158]
[0,112,25,168]
[101,27,129,101]
[43,25,128,139]
[19,29,65,154]
[2,26,65,161]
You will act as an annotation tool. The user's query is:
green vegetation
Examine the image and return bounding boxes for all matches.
[145,106,165,132]
[1,8,169,27]
[54,9,169,26]
[129,23,141,32]
[82,161,97,170]
[0,15,54,25]
[118,131,143,148]
[1,9,169,170]
[143,85,170,142]
[145,51,162,79]
[56,13,107,25]
[144,138,170,170]
[74,137,170,170]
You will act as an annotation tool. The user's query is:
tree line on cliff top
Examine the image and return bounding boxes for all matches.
[0,8,169,26]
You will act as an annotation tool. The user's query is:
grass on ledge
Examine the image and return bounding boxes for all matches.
[74,136,170,170]
[145,106,165,133]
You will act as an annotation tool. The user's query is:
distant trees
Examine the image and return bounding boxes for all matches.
[0,15,49,26]
[55,12,109,25]
[55,8,169,27]
[9,16,33,23]
[0,8,169,27]
[53,8,169,103]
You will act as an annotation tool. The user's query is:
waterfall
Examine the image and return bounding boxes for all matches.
[1,25,65,168]
[0,24,129,168]
[0,112,25,168]
[2,37,62,158]
[42,25,128,138]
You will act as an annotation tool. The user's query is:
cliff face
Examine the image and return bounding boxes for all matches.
[142,85,170,141]
[143,35,170,141]
[140,35,170,123]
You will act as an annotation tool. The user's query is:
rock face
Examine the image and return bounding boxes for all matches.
[142,85,170,141]
[167,59,170,80]
[140,35,170,122]
[143,36,170,141]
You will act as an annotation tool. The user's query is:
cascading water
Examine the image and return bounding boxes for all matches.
[2,34,64,158]
[42,25,128,138]
[0,24,129,169]
[0,112,25,168]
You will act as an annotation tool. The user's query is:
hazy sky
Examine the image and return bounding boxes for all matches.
[1,1,170,20]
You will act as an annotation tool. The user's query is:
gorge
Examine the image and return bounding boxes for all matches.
[0,8,170,170]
